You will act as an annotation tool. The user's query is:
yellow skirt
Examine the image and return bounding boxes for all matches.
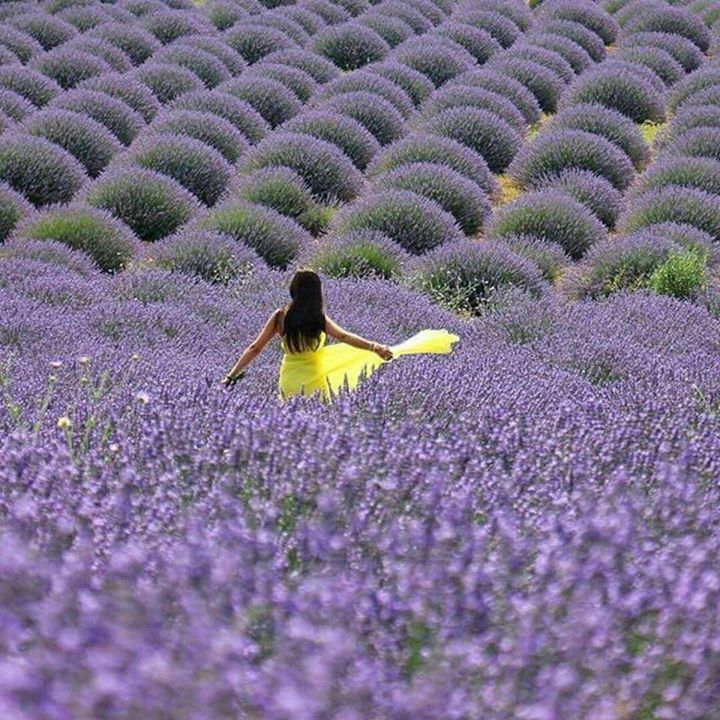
[278,329,460,402]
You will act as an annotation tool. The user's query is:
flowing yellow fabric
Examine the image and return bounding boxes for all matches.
[278,329,460,402]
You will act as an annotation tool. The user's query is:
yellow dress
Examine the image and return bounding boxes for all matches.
[278,329,460,402]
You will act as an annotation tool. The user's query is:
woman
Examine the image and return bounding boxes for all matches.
[222,269,459,402]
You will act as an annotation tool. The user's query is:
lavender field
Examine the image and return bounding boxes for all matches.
[2,0,720,716]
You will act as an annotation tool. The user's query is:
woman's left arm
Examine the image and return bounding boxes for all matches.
[222,310,280,385]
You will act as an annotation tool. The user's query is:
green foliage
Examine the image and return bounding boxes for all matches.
[648,248,707,299]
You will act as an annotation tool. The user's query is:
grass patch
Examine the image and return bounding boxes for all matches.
[496,173,524,206]
[640,121,664,146]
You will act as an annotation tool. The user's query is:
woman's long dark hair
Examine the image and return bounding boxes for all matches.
[283,269,326,353]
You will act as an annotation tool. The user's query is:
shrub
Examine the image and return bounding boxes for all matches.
[488,56,565,113]
[243,132,363,201]
[565,232,678,299]
[0,26,44,63]
[85,167,201,241]
[150,230,264,283]
[181,36,247,76]
[408,238,545,315]
[540,19,606,61]
[510,129,635,191]
[285,7,328,35]
[547,104,650,170]
[321,71,414,117]
[368,133,497,195]
[64,37,133,72]
[420,85,526,133]
[283,110,380,170]
[324,91,405,146]
[447,69,541,124]
[57,5,118,32]
[313,23,389,71]
[533,168,623,228]
[170,90,268,143]
[10,13,77,51]
[150,109,248,163]
[676,87,720,113]
[425,106,521,173]
[0,182,32,241]
[251,14,310,46]
[561,62,665,123]
[26,109,122,178]
[500,233,570,281]
[659,106,720,148]
[618,31,702,72]
[452,10,521,48]
[395,37,477,87]
[336,189,463,254]
[224,25,297,65]
[308,229,409,278]
[89,22,161,65]
[624,6,710,51]
[401,0,445,25]
[488,190,607,259]
[300,0,351,26]
[640,221,715,258]
[374,2,432,33]
[261,49,339,83]
[474,0,532,31]
[619,186,720,241]
[246,62,316,102]
[205,0,247,30]
[199,199,308,268]
[506,44,574,84]
[0,66,62,108]
[665,128,720,163]
[217,76,301,127]
[650,248,707,299]
[669,67,720,113]
[618,46,684,87]
[539,0,619,44]
[0,89,34,121]
[142,10,213,45]
[0,133,86,207]
[1,238,99,276]
[334,0,370,18]
[134,62,204,105]
[435,23,502,64]
[153,45,231,89]
[359,14,413,48]
[366,61,435,107]
[31,48,111,90]
[78,72,161,123]
[524,32,593,74]
[51,89,145,145]
[13,204,137,271]
[128,134,232,206]
[375,162,491,235]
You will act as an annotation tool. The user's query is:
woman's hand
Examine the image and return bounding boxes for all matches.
[221,370,246,387]
[373,344,394,361]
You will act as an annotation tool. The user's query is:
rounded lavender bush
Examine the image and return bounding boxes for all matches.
[395,37,477,87]
[506,43,574,84]
[0,26,44,63]
[435,23,502,64]
[199,199,309,268]
[180,36,248,76]
[128,134,233,206]
[539,0,619,44]
[246,62,316,102]
[320,71,414,118]
[635,156,720,200]
[323,91,405,146]
[658,105,720,150]
[153,45,231,89]
[150,109,248,163]
[0,181,32,241]
[64,37,133,72]
[366,61,435,107]
[374,1,432,33]
[488,189,607,258]
[283,110,380,170]
[12,204,137,272]
[301,0,352,24]
[313,22,390,71]
[336,189,463,254]
[546,103,650,171]
[488,57,565,113]
[86,167,202,242]
[618,46,684,87]
[669,66,720,113]
[10,13,77,51]
[170,90,269,143]
[540,19,606,61]
[308,229,410,279]
[89,22,161,65]
[524,32,593,74]
[500,233,570,281]
[31,48,112,90]
[368,133,497,196]
[510,129,636,191]
[0,237,99,276]
[243,132,363,202]
[134,62,204,105]
[218,76,301,128]
[0,133,86,207]
[285,6,329,35]
[149,229,265,283]
[408,238,546,315]
[425,106,521,173]
[0,65,62,108]
[50,89,145,146]
[78,72,161,123]
[359,14,415,48]
[224,24,297,65]
[452,9,521,48]
[0,89,33,122]
[475,0,532,31]
[26,108,122,178]
[142,10,214,45]
[375,162,491,235]
[623,5,710,51]
[618,30,702,72]
[204,0,248,30]
[262,49,339,84]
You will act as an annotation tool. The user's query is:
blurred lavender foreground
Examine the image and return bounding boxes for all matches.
[2,0,720,715]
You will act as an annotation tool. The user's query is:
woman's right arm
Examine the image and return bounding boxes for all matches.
[325,316,393,360]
